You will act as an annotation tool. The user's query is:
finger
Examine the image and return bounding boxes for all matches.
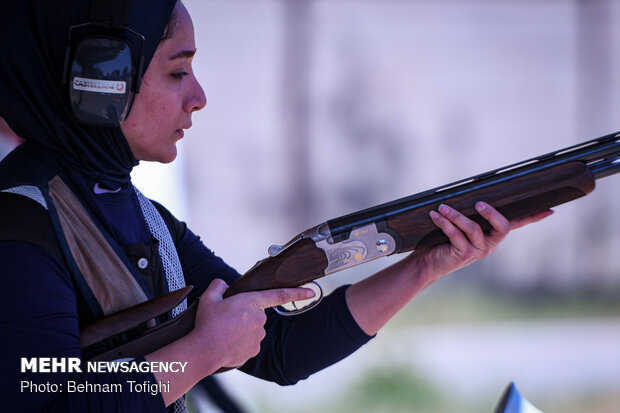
[202,278,228,302]
[474,201,511,241]
[437,203,487,247]
[251,287,316,311]
[510,209,554,230]
[429,206,472,251]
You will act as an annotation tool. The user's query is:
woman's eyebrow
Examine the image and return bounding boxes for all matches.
[169,49,196,60]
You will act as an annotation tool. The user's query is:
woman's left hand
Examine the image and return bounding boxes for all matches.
[418,201,553,285]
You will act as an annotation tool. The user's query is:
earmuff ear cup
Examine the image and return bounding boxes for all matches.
[69,37,135,127]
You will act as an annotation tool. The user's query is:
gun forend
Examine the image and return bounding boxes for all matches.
[385,160,596,252]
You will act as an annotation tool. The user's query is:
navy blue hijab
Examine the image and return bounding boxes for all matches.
[0,0,177,186]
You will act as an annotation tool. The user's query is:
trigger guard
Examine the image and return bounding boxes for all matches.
[275,281,323,316]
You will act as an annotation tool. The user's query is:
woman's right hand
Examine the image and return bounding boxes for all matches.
[146,279,314,406]
[190,279,314,370]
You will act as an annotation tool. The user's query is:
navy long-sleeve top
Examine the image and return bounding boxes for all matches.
[0,182,373,412]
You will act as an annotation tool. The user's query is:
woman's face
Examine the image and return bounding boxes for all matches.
[121,3,206,163]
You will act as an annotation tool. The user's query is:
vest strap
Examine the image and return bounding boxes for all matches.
[48,176,148,315]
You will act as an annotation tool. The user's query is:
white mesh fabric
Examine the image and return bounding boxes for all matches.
[173,396,187,413]
[2,185,48,210]
[134,188,189,412]
[134,187,187,316]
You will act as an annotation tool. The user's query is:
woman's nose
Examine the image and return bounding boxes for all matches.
[185,76,207,112]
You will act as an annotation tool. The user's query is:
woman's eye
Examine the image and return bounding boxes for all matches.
[171,71,189,80]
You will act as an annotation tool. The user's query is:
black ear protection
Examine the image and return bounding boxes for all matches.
[62,0,145,127]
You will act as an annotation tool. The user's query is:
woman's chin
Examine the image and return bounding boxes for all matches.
[138,147,178,164]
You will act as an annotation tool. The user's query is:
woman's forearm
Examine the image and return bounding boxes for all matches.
[345,252,432,336]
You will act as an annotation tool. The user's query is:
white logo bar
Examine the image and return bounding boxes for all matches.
[72,77,127,95]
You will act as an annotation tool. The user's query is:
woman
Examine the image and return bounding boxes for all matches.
[0,0,551,411]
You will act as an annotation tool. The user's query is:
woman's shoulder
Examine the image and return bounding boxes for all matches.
[0,191,64,264]
[0,141,69,263]
[0,141,61,190]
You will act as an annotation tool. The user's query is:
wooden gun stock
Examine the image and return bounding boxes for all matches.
[80,286,194,361]
[224,238,328,297]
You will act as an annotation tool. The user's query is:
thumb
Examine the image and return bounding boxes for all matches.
[202,278,228,303]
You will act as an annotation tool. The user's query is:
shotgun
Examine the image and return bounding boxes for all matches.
[82,130,620,361]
